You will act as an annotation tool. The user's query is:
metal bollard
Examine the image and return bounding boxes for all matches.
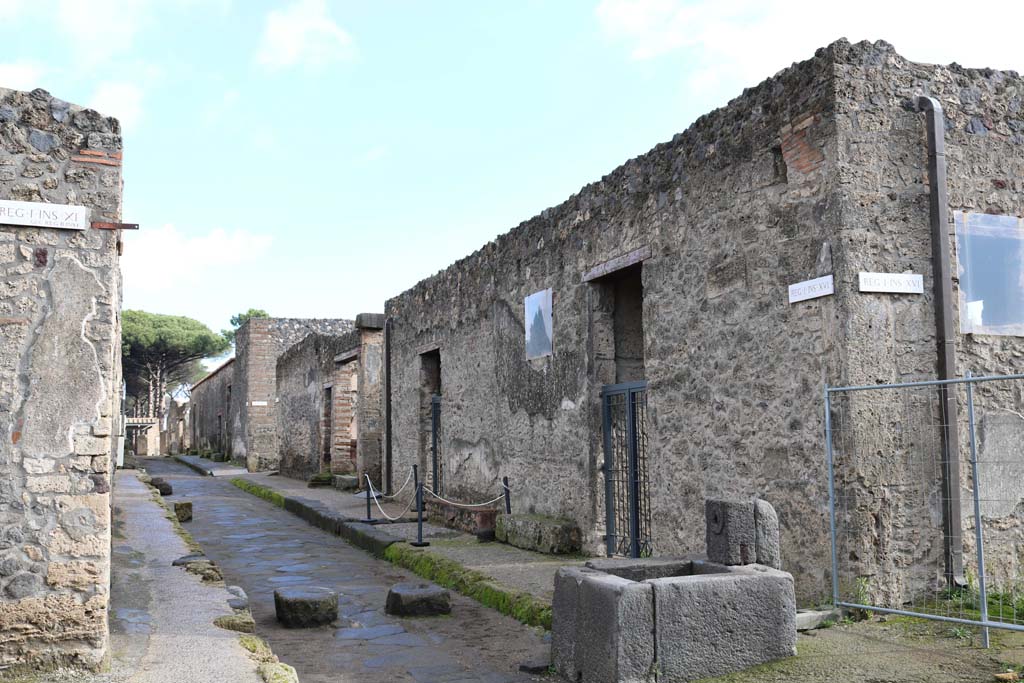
[362,475,374,523]
[411,482,429,547]
[413,464,420,512]
[503,476,511,514]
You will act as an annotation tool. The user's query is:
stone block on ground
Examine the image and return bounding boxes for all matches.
[754,498,781,569]
[495,513,582,555]
[274,586,338,628]
[150,477,173,496]
[333,474,358,491]
[174,501,192,523]
[705,499,754,565]
[385,582,451,617]
[227,585,249,610]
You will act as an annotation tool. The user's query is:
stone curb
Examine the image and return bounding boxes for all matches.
[174,454,216,477]
[231,479,401,559]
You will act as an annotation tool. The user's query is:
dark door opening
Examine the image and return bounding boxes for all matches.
[419,350,442,492]
[592,263,651,557]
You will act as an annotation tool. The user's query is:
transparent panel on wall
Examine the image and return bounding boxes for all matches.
[524,288,553,359]
[955,211,1024,336]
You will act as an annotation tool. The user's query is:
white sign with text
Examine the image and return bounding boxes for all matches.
[0,199,90,230]
[788,274,834,304]
[858,272,924,294]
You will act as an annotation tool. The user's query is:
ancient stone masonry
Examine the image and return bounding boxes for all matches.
[385,40,1024,606]
[160,395,190,456]
[276,314,385,484]
[0,88,124,670]
[189,317,353,471]
[190,357,234,458]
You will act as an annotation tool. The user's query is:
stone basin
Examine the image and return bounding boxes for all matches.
[552,557,796,682]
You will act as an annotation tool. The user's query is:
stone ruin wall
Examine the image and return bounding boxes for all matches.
[387,40,1024,606]
[0,87,123,670]
[275,316,385,484]
[160,397,189,456]
[231,317,353,472]
[276,332,356,480]
[189,358,234,457]
[828,42,1024,604]
[386,42,846,604]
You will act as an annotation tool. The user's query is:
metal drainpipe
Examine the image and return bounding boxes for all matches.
[384,316,393,495]
[918,96,966,587]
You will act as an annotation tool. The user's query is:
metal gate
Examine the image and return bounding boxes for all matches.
[430,393,442,494]
[602,381,651,558]
[826,372,1024,646]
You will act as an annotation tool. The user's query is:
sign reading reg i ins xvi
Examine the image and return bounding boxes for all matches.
[0,199,90,231]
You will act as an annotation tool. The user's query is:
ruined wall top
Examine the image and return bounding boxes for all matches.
[385,38,1020,318]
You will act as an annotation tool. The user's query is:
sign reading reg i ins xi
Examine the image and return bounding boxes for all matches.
[0,199,90,231]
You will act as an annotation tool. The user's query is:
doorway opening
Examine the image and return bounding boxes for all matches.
[419,349,442,492]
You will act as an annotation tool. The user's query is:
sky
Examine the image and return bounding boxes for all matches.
[1,0,1023,335]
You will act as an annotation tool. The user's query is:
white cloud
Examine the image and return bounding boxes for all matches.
[0,0,24,20]
[57,0,150,66]
[89,82,145,129]
[0,61,46,91]
[121,224,273,297]
[364,145,387,162]
[256,0,356,70]
[596,0,1024,101]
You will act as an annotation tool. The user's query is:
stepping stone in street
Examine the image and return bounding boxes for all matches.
[385,582,451,617]
[274,586,338,628]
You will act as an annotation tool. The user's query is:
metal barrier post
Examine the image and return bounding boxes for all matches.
[410,483,429,547]
[413,464,420,512]
[966,372,990,648]
[362,475,373,523]
[502,476,511,514]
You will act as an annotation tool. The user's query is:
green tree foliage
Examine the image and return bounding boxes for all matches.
[222,308,270,344]
[122,310,230,418]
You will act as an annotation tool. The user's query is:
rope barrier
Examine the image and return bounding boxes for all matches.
[365,475,416,522]
[422,485,507,510]
[376,466,414,500]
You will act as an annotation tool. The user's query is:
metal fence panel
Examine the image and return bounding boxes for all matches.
[826,373,1024,643]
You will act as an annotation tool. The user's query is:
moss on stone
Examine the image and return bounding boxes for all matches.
[214,611,256,633]
[258,662,299,683]
[231,478,286,508]
[238,634,276,663]
[383,543,552,630]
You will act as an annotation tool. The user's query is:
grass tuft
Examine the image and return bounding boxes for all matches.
[231,478,286,508]
[383,543,552,629]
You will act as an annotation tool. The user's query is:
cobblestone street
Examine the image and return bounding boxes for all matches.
[140,459,549,683]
